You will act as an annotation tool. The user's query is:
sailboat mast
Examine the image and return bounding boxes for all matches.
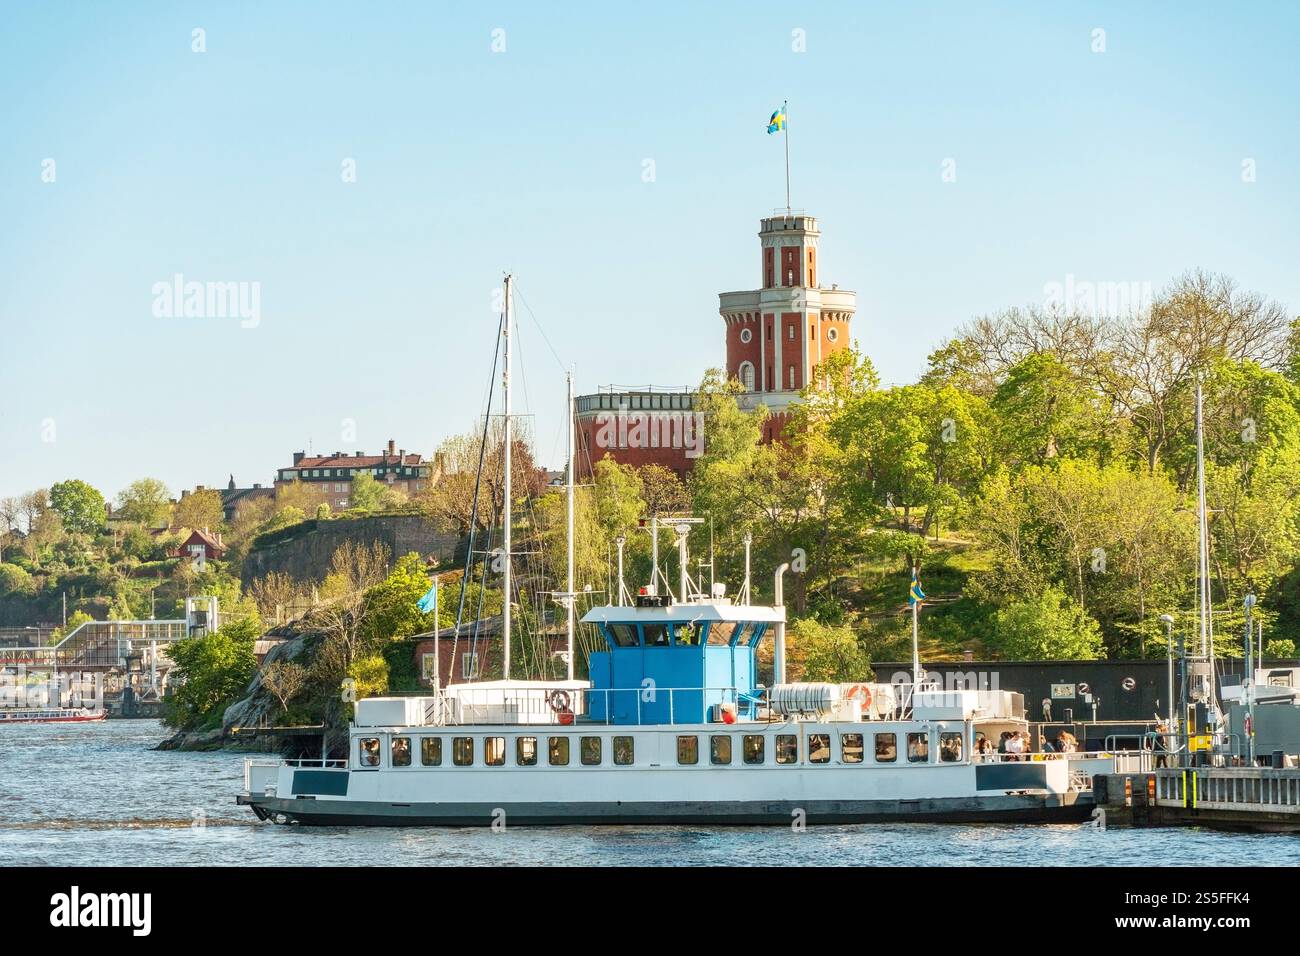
[565,370,576,681]
[1195,380,1210,660]
[502,275,513,681]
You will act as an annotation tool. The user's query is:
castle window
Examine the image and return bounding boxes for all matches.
[827,326,839,342]
[738,361,755,392]
[740,327,752,344]
[788,365,796,389]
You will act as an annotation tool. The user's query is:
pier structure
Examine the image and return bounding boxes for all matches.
[0,596,218,711]
[1096,767,1300,832]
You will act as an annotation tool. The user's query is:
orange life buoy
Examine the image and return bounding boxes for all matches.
[845,684,873,709]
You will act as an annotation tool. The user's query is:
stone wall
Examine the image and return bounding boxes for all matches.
[241,514,461,587]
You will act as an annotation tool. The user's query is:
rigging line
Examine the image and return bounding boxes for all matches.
[468,516,494,675]
[451,311,505,678]
[512,281,567,374]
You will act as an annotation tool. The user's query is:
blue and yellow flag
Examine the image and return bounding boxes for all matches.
[416,580,438,615]
[767,105,786,134]
[908,569,925,607]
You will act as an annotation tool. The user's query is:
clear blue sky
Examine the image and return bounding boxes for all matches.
[2,2,1297,501]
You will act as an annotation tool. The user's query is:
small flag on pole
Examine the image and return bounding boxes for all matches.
[908,569,925,607]
[417,580,438,614]
[767,105,786,134]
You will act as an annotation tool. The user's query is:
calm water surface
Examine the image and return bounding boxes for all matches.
[2,720,1297,866]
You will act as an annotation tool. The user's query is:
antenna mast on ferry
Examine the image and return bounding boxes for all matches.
[565,370,576,681]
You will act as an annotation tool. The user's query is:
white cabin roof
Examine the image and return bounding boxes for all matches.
[581,602,785,625]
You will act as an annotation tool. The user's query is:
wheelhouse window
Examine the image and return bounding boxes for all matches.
[643,624,670,647]
[875,733,897,763]
[940,732,963,763]
[453,737,474,766]
[842,733,864,763]
[613,736,634,765]
[677,735,699,765]
[517,736,538,766]
[710,735,732,765]
[674,622,703,646]
[485,737,506,766]
[359,737,380,767]
[421,737,442,766]
[391,736,411,767]
[707,621,737,645]
[808,733,831,764]
[548,736,570,766]
[608,623,638,647]
[580,736,602,765]
[907,732,930,763]
[743,734,765,765]
[776,734,798,765]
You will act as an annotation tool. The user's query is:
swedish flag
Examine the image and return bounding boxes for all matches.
[908,569,925,607]
[767,106,786,134]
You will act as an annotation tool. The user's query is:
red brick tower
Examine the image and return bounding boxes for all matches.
[719,214,855,439]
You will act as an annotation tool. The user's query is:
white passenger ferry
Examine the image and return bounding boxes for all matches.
[238,547,1118,825]
[237,275,1123,827]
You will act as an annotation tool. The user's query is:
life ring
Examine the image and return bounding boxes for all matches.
[845,684,873,709]
[548,689,571,713]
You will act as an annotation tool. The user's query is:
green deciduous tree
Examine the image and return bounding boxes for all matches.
[115,478,172,528]
[48,480,106,535]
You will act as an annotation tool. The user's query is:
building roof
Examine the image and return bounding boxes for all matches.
[292,452,424,469]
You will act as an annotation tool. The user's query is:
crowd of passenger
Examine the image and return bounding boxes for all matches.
[973,729,1082,760]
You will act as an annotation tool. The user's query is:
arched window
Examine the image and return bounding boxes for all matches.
[738,361,755,392]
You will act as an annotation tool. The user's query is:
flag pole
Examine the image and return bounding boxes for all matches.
[783,99,791,217]
[911,563,921,691]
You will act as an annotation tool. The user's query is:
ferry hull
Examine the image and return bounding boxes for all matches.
[238,791,1093,827]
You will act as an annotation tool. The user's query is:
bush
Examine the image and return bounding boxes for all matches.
[0,563,34,596]
[1265,639,1296,659]
[990,588,1105,660]
[787,618,872,682]
[163,622,260,731]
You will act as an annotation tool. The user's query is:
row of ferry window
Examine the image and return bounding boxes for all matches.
[601,620,767,648]
[359,731,965,768]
